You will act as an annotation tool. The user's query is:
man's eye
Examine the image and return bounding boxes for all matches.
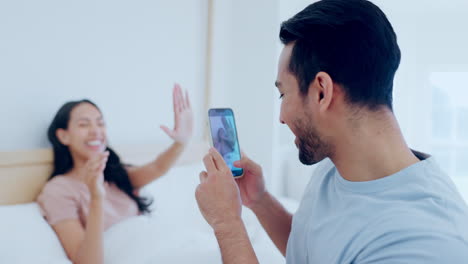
[279,94,284,99]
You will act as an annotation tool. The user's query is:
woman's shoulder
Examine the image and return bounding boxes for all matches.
[37,175,86,225]
[45,174,81,186]
[40,175,85,198]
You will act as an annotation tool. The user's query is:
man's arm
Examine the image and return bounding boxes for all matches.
[195,148,259,264]
[250,191,293,256]
[214,218,259,264]
[233,154,293,256]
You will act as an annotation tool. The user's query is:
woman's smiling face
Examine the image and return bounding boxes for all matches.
[57,102,107,161]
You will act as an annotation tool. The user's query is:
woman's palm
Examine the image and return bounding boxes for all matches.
[161,84,193,144]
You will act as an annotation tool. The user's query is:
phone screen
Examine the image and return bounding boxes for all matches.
[208,108,243,177]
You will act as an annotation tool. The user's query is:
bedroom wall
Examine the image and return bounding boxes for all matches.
[209,0,279,185]
[0,0,208,151]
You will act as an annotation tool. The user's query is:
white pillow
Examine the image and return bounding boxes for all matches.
[0,203,71,264]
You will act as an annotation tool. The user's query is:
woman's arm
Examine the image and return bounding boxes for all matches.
[53,153,108,264]
[127,142,185,189]
[127,84,193,189]
[53,197,104,264]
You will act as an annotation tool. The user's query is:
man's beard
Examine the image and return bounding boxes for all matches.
[294,118,332,165]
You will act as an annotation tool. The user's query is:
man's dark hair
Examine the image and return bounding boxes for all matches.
[280,0,400,110]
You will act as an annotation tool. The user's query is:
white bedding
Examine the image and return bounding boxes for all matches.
[103,211,292,264]
[1,162,299,264]
[0,203,71,264]
[105,162,297,264]
[103,215,221,263]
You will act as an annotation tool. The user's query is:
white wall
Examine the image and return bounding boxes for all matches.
[0,0,207,151]
[372,0,468,149]
[210,0,279,186]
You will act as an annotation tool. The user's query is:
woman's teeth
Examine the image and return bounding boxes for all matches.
[87,140,102,146]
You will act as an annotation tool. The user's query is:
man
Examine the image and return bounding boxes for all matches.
[195,0,468,263]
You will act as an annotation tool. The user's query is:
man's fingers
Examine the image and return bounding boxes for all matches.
[240,150,248,159]
[234,153,260,173]
[199,171,208,182]
[209,148,230,173]
[233,160,243,168]
[203,153,218,173]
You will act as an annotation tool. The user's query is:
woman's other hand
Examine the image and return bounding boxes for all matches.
[160,83,194,145]
[83,151,109,199]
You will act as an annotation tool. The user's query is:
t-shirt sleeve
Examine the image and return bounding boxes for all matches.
[354,229,468,264]
[37,179,80,225]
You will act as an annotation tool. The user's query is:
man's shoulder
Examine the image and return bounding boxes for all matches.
[356,209,468,262]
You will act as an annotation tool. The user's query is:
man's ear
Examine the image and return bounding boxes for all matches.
[56,128,70,145]
[314,71,334,113]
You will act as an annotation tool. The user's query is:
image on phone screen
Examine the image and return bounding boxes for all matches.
[208,108,243,177]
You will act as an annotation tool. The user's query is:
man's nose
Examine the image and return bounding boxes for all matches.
[279,115,285,124]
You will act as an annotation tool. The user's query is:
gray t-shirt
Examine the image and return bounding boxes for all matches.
[286,153,468,263]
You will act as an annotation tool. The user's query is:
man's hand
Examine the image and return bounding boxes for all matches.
[233,153,267,209]
[195,148,242,231]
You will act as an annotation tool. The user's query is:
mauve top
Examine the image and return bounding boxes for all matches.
[37,175,139,230]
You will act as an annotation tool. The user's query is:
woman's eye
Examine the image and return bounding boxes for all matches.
[279,94,284,99]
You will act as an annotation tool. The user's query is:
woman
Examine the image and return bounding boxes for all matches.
[37,84,193,264]
[214,127,234,157]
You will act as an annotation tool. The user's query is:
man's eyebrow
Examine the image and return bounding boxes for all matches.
[275,81,281,88]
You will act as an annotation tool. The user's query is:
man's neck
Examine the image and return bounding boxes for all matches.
[330,110,420,182]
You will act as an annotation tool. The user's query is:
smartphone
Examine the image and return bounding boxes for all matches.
[208,108,243,177]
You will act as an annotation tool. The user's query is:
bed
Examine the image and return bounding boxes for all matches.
[0,141,298,264]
